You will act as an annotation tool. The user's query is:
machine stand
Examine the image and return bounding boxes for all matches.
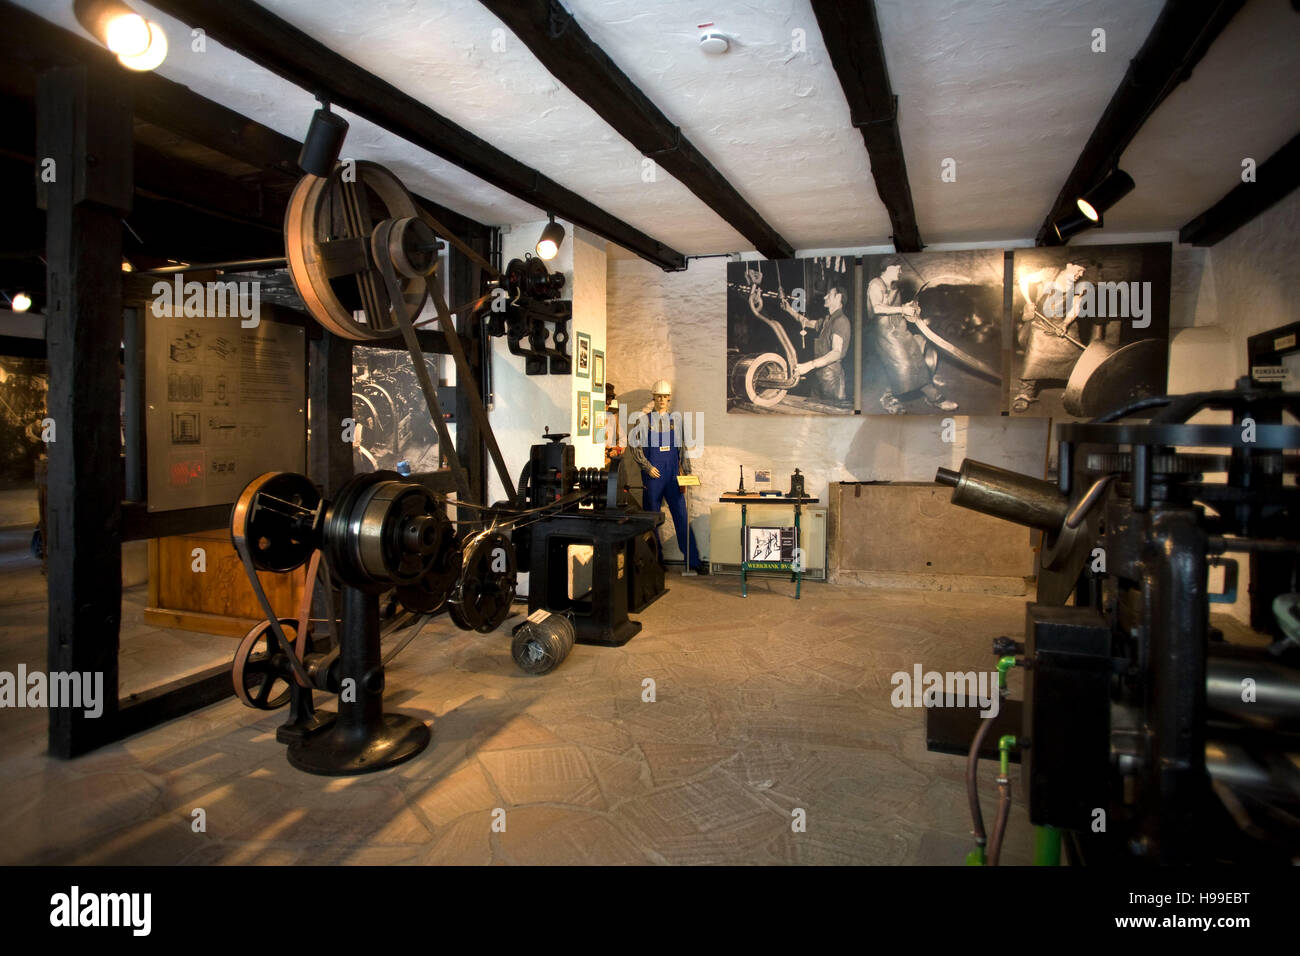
[287,586,430,775]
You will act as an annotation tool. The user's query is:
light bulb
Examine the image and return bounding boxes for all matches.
[104,12,149,56]
[117,21,167,71]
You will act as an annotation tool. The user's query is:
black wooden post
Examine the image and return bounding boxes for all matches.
[36,63,133,757]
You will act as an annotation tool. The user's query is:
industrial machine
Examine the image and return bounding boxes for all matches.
[228,158,664,774]
[929,381,1300,864]
[489,255,571,375]
[509,429,667,645]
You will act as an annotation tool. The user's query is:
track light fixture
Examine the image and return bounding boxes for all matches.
[298,99,350,177]
[1076,168,1135,223]
[73,0,168,71]
[536,215,565,261]
[1051,208,1093,243]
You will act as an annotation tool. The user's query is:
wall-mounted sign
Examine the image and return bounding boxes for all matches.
[146,311,305,511]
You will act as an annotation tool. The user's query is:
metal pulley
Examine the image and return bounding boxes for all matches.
[323,472,448,592]
[230,471,323,573]
[395,534,464,614]
[283,161,428,340]
[449,530,517,633]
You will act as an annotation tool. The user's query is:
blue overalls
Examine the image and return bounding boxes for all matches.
[642,426,700,569]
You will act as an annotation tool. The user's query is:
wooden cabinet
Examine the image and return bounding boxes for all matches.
[144,528,304,637]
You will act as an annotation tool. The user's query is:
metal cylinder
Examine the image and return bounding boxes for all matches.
[935,459,1070,532]
[298,107,349,176]
[511,611,576,675]
[1206,654,1300,728]
[1206,738,1300,799]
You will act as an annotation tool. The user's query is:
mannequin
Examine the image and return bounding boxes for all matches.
[627,380,704,573]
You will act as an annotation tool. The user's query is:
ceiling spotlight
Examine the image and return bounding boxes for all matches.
[74,0,167,71]
[1051,208,1094,243]
[298,102,350,177]
[536,215,565,261]
[10,292,32,312]
[1076,168,1134,222]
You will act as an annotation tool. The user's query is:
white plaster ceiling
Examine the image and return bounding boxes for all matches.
[16,0,1300,256]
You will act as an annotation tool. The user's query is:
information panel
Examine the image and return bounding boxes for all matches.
[145,313,306,511]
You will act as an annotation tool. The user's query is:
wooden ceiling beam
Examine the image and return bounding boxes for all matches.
[1035,0,1246,246]
[147,0,687,270]
[810,0,922,253]
[1179,131,1300,246]
[479,0,794,260]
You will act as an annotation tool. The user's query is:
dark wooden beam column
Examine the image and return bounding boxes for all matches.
[146,0,687,271]
[1035,0,1245,246]
[811,0,922,253]
[451,242,488,508]
[1179,131,1300,246]
[37,63,133,757]
[480,0,793,260]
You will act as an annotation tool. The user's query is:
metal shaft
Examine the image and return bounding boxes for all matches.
[936,459,1070,533]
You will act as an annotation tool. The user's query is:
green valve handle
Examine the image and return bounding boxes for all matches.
[997,656,1016,690]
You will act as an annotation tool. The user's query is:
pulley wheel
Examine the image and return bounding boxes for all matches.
[450,530,517,633]
[232,617,303,709]
[395,536,463,613]
[284,161,427,340]
[325,473,446,590]
[731,352,790,407]
[231,472,321,573]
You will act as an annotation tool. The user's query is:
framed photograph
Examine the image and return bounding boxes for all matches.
[592,398,605,444]
[859,249,1005,417]
[593,349,605,388]
[577,391,591,436]
[577,332,591,378]
[746,526,798,569]
[1009,242,1170,419]
[726,256,857,416]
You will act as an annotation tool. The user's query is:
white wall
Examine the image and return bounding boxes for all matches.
[605,234,1272,564]
[487,221,607,504]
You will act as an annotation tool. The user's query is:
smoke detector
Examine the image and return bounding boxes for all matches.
[699,30,730,55]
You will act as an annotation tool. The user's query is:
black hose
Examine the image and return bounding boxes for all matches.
[967,718,996,850]
[988,778,1012,866]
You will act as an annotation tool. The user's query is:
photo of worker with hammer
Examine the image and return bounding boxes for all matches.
[1009,244,1172,419]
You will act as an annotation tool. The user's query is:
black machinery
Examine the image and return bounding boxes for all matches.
[929,380,1300,863]
[487,255,571,375]
[228,159,663,774]
[509,429,668,646]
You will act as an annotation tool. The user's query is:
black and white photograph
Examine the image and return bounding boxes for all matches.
[1009,243,1171,419]
[726,256,856,415]
[351,348,442,473]
[860,250,1004,416]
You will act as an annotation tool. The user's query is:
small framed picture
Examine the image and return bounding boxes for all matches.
[577,333,591,378]
[577,391,591,436]
[593,349,605,388]
[592,399,606,444]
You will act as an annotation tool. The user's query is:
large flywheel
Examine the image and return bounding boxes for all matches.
[284,161,432,340]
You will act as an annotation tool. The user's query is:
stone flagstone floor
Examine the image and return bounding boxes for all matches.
[0,574,1044,865]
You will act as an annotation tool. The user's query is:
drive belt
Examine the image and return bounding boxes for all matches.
[231,541,318,689]
[370,218,518,504]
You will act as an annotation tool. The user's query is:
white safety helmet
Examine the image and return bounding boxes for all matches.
[651,379,672,396]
